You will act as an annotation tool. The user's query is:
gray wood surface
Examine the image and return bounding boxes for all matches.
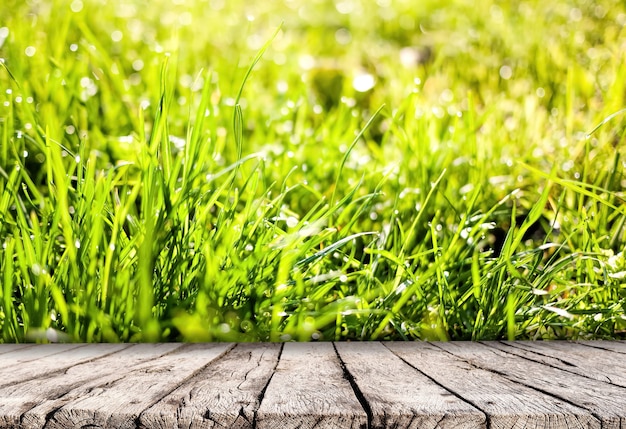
[1,341,626,428]
[335,342,485,429]
[576,340,626,354]
[12,344,185,429]
[139,343,281,429]
[386,342,600,429]
[491,341,626,387]
[256,342,368,429]
[41,343,231,429]
[438,341,626,428]
[0,343,128,388]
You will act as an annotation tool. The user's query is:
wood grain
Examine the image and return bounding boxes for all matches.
[41,343,233,429]
[440,341,626,428]
[576,340,626,354]
[256,342,367,429]
[386,342,600,429]
[335,342,485,429]
[139,343,281,429]
[6,344,184,429]
[492,341,626,387]
[1,341,625,428]
[0,343,127,388]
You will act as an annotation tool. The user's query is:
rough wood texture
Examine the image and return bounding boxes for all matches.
[436,341,626,429]
[1,341,626,428]
[139,343,281,429]
[335,342,485,429]
[386,342,600,429]
[10,344,184,429]
[0,343,128,388]
[576,340,626,354]
[491,341,626,387]
[256,342,368,429]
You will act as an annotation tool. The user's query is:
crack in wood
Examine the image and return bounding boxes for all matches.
[486,342,620,386]
[332,342,372,429]
[4,342,626,428]
[382,342,490,428]
[251,343,284,429]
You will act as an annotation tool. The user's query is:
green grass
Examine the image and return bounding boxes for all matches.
[1,0,626,342]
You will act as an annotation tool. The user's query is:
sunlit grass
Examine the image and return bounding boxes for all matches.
[0,0,625,342]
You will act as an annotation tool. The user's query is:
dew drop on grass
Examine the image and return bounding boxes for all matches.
[245,243,254,252]
[32,263,42,276]
[440,88,454,103]
[335,28,352,45]
[25,46,36,57]
[74,239,81,249]
[70,0,83,12]
[0,27,8,47]
[111,30,123,42]
[286,216,298,228]
[499,65,512,80]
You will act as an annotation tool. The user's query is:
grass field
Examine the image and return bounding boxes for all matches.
[1,0,625,342]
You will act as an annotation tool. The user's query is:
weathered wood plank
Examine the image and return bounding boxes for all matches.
[492,341,626,387]
[335,342,486,429]
[576,340,626,355]
[0,344,35,355]
[139,343,281,429]
[386,342,600,429]
[1,341,625,428]
[256,342,367,429]
[438,341,626,429]
[0,343,128,388]
[38,343,233,429]
[0,344,183,429]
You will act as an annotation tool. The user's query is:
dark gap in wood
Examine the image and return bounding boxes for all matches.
[495,341,577,366]
[429,342,510,378]
[575,341,626,355]
[483,341,619,386]
[382,342,492,429]
[129,343,237,427]
[492,372,607,429]
[439,342,607,428]
[332,342,371,429]
[252,342,284,429]
[0,344,36,356]
[0,344,133,391]
[40,403,65,429]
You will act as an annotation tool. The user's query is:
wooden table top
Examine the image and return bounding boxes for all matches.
[0,341,624,428]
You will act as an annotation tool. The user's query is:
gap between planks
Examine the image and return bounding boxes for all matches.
[0,341,625,428]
